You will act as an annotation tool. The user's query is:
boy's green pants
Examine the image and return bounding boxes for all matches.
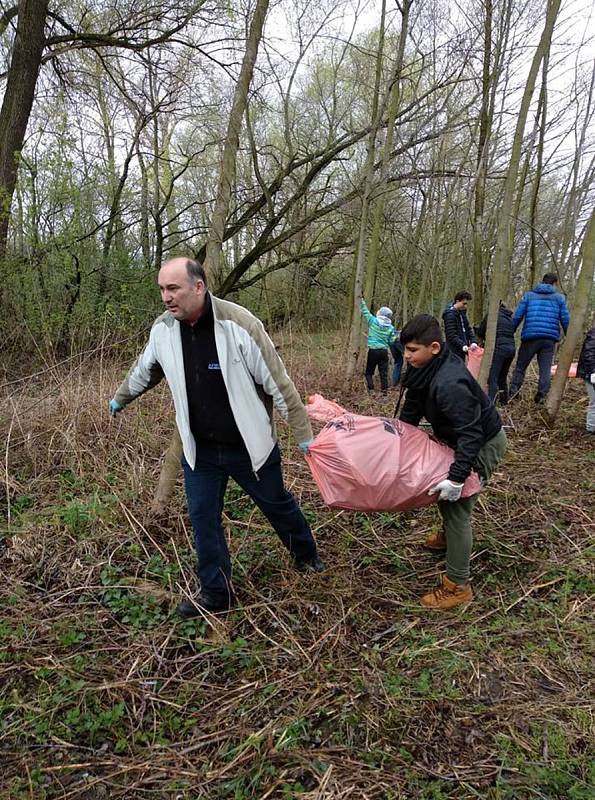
[439,428,507,584]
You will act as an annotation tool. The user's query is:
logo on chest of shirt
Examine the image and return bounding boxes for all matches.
[208,362,222,370]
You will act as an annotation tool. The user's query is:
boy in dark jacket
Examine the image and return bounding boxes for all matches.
[509,273,570,403]
[475,303,516,403]
[577,326,595,434]
[442,291,479,361]
[398,314,507,609]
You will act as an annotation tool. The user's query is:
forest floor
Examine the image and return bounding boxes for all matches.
[0,330,594,799]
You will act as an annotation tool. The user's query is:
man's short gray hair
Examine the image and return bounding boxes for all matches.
[185,258,207,286]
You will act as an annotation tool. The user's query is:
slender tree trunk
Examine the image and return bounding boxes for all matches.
[556,61,595,279]
[137,145,151,270]
[529,53,549,286]
[545,210,595,421]
[344,0,387,382]
[471,0,493,320]
[364,0,411,307]
[205,0,270,290]
[478,0,561,388]
[0,0,49,265]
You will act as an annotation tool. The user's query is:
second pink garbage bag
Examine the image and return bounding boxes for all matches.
[467,346,484,380]
[305,394,480,512]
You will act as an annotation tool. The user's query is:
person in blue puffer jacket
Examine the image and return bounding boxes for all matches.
[509,273,570,403]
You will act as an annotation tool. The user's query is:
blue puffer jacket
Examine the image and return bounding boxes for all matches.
[512,283,570,342]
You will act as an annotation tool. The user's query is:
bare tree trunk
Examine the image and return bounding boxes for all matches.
[556,61,595,280]
[478,0,561,388]
[471,0,493,321]
[152,0,270,512]
[137,145,152,270]
[545,210,595,422]
[0,0,49,265]
[344,0,387,382]
[205,0,270,290]
[529,53,549,287]
[364,0,411,307]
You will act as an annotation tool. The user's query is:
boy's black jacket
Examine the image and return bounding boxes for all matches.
[399,346,502,483]
[577,327,595,379]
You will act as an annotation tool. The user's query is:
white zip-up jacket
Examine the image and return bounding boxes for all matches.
[114,295,313,471]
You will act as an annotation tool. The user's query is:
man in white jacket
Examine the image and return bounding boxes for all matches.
[109,257,323,617]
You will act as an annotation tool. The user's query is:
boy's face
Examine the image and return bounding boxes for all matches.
[454,298,469,311]
[404,340,442,368]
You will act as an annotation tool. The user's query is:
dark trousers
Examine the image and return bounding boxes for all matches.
[390,342,404,386]
[365,348,389,392]
[510,338,556,398]
[182,443,317,603]
[487,347,515,403]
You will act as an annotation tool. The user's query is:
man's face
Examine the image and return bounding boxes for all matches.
[454,299,469,311]
[404,340,441,369]
[157,261,205,321]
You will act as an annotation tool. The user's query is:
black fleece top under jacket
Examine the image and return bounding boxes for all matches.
[475,305,516,354]
[442,305,476,360]
[577,327,595,380]
[399,346,502,483]
[180,292,244,447]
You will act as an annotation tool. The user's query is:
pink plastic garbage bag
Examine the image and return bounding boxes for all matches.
[467,347,484,380]
[306,393,348,422]
[305,396,481,512]
[550,361,577,378]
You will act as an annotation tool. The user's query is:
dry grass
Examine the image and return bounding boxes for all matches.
[0,331,593,799]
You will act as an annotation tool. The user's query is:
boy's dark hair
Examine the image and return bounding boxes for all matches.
[454,290,472,302]
[542,272,558,285]
[185,257,207,286]
[400,314,444,346]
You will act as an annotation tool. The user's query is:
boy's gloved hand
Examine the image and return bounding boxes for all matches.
[109,399,124,417]
[298,439,314,455]
[591,372,595,384]
[469,343,479,350]
[462,345,469,353]
[429,479,464,502]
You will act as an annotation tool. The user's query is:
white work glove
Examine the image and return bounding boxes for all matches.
[429,479,464,503]
[469,343,479,351]
[591,373,595,385]
[462,345,469,353]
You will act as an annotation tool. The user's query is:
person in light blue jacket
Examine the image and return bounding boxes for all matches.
[360,298,398,393]
[509,272,570,403]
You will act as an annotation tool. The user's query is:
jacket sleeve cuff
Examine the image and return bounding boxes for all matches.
[448,464,470,483]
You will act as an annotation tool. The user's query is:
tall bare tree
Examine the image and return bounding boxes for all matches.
[478,0,562,388]
[545,210,595,422]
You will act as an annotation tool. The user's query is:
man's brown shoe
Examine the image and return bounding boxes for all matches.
[420,575,473,609]
[424,527,446,551]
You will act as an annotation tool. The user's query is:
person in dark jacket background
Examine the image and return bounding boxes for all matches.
[509,273,570,403]
[398,314,507,610]
[442,291,479,361]
[390,339,404,386]
[577,326,595,434]
[475,302,516,403]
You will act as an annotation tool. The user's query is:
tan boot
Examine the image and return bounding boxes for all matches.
[424,527,446,551]
[420,575,473,609]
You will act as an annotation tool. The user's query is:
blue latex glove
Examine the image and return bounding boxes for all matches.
[109,399,124,417]
[298,439,314,455]
[429,479,463,503]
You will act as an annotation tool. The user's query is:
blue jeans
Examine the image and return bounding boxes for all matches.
[510,338,556,398]
[182,443,317,602]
